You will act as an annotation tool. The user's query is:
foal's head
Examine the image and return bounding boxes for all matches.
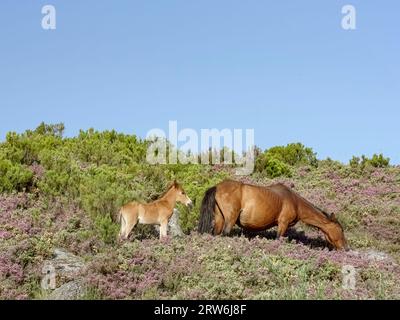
[171,181,193,208]
[324,213,349,251]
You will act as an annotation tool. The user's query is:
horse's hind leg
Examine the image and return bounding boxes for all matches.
[215,203,240,236]
[210,190,241,236]
[222,213,239,235]
[213,206,224,236]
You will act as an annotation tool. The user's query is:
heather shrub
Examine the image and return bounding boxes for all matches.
[318,158,345,172]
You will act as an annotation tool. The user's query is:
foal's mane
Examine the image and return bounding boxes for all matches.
[157,181,180,200]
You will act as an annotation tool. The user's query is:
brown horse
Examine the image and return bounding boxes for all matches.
[119,181,192,240]
[198,180,349,250]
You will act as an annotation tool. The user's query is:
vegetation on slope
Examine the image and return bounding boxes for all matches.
[0,123,399,299]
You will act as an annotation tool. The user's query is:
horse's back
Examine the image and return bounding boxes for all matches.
[267,183,295,198]
[216,180,287,209]
[216,179,242,192]
[242,184,284,212]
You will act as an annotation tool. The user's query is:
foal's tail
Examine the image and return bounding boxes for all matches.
[113,208,122,224]
[118,209,122,223]
[198,186,217,234]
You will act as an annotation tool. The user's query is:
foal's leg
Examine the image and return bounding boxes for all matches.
[159,220,168,239]
[123,212,139,240]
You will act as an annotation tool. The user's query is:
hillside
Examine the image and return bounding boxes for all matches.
[1,124,399,299]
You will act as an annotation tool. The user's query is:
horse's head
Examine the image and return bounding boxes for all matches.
[324,213,349,251]
[172,181,193,208]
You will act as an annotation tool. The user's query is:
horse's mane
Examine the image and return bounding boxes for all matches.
[246,180,335,222]
[294,192,334,221]
[312,204,333,220]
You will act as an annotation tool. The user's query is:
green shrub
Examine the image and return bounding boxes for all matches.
[367,154,390,168]
[70,129,147,166]
[254,143,317,177]
[0,159,34,192]
[266,143,318,167]
[0,123,64,165]
[79,165,138,220]
[350,154,390,170]
[94,215,120,245]
[37,150,82,197]
[255,154,292,178]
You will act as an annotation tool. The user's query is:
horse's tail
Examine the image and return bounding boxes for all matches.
[198,186,217,234]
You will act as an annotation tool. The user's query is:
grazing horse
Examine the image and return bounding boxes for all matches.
[119,181,192,240]
[198,180,349,250]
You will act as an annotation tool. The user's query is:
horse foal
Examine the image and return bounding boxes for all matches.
[119,181,192,240]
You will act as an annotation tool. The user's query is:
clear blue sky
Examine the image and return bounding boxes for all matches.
[0,1,399,163]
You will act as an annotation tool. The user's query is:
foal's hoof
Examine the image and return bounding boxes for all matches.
[118,236,127,243]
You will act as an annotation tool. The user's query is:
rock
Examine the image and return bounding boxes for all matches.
[41,248,87,300]
[42,248,85,280]
[154,209,184,237]
[352,249,393,262]
[46,280,85,300]
[168,209,184,237]
[365,250,391,262]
